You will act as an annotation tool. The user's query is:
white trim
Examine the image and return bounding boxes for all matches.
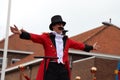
[1,0,11,79]
[3,49,120,73]
[0,59,43,73]
[11,58,21,64]
[69,49,120,60]
[0,49,33,54]
[73,56,95,63]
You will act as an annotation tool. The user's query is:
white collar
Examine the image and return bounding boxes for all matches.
[51,31,63,38]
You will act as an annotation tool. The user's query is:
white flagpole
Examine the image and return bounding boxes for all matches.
[1,0,12,80]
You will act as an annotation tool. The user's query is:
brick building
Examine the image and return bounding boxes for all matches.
[0,22,120,80]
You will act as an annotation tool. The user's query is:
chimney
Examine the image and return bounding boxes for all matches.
[102,18,116,26]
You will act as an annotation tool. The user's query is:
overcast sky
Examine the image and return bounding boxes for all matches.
[0,0,120,40]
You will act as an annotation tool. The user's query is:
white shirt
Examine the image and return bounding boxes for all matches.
[52,31,64,63]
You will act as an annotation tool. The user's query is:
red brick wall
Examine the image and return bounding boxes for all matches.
[5,63,40,80]
[71,58,95,80]
[4,57,119,80]
[95,58,118,80]
[0,52,29,68]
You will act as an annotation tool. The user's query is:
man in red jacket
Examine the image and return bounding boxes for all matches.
[10,15,97,80]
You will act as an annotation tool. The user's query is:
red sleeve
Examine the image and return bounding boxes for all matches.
[30,33,45,44]
[69,39,85,50]
[118,70,120,80]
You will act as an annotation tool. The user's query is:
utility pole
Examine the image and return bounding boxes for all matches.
[1,0,12,80]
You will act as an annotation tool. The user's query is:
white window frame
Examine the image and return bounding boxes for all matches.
[0,57,7,68]
[11,58,20,64]
[0,57,3,65]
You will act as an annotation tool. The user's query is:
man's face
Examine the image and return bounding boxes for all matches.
[52,23,64,34]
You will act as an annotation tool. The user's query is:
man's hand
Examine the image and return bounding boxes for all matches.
[10,25,21,34]
[93,42,100,50]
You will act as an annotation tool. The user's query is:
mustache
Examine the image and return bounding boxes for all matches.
[58,27,64,30]
[58,27,68,35]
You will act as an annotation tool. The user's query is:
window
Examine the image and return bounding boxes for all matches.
[0,57,3,65]
[11,58,20,64]
[0,57,7,68]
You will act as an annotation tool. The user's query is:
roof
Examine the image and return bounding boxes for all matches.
[70,23,120,55]
[0,34,43,54]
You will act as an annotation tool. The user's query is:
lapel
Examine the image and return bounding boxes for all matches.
[49,33,68,50]
[49,33,56,48]
[62,35,68,50]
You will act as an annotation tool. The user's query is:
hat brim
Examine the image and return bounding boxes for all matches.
[49,21,66,30]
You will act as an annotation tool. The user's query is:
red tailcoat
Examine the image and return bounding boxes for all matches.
[118,70,120,80]
[29,33,85,80]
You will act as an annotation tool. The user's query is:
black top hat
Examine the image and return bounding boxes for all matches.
[49,15,66,30]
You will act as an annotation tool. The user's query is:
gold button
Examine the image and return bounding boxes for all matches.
[50,45,52,47]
